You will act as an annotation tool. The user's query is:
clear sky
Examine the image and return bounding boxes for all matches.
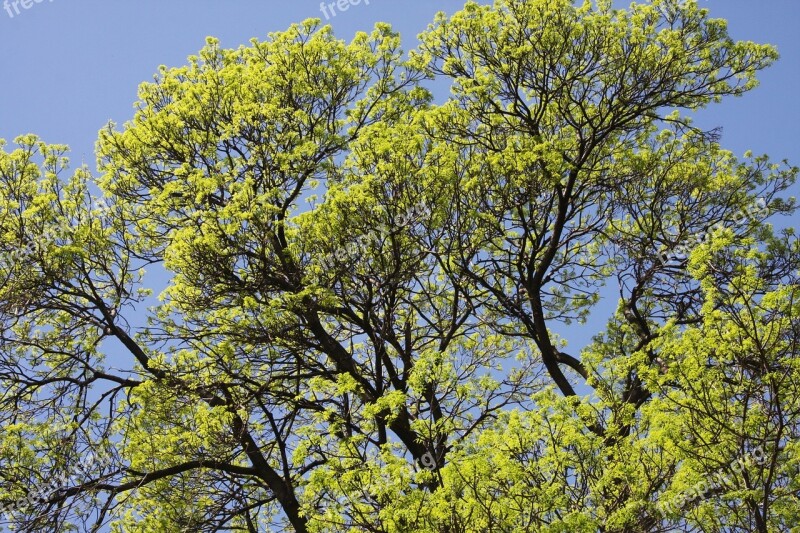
[0,1,798,164]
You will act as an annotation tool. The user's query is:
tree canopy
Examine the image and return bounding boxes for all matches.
[1,0,798,531]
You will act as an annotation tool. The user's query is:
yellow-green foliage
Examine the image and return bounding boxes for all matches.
[1,2,797,532]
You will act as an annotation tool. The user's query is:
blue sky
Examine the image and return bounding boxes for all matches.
[0,0,471,158]
[0,1,797,164]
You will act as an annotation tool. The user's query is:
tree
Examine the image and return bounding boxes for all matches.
[1,1,797,532]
